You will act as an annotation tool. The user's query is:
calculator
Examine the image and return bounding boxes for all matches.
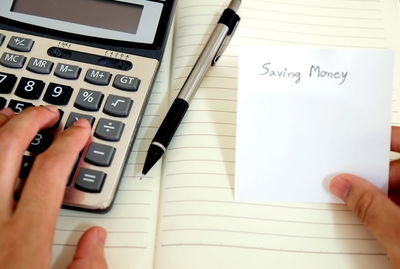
[0,0,176,212]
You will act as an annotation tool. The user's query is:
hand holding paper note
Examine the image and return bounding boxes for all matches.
[235,47,394,203]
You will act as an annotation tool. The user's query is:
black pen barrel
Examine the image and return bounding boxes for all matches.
[153,98,189,147]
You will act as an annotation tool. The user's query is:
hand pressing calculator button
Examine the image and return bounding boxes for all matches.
[0,0,176,212]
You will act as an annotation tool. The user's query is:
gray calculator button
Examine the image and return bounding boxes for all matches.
[75,168,106,193]
[65,112,95,129]
[85,142,115,167]
[103,95,133,117]
[0,53,26,68]
[85,68,111,85]
[27,58,54,74]
[0,34,4,46]
[8,36,34,52]
[54,63,81,79]
[113,75,140,91]
[74,89,104,111]
[94,118,124,141]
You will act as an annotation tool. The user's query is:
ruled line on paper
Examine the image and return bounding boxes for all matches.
[161,199,350,212]
[176,21,385,31]
[161,228,373,241]
[161,214,361,226]
[160,243,385,255]
[178,1,382,12]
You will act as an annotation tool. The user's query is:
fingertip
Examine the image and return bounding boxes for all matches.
[73,118,91,129]
[95,226,107,246]
[0,107,14,117]
[43,105,59,114]
[328,174,352,201]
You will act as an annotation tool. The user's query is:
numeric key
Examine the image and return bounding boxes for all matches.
[28,131,54,154]
[8,99,33,113]
[0,97,6,109]
[43,83,73,105]
[0,72,17,93]
[15,77,45,99]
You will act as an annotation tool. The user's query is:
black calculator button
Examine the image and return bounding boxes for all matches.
[54,63,81,79]
[15,77,45,100]
[27,131,54,154]
[0,34,4,46]
[85,68,111,85]
[27,58,54,74]
[0,97,6,109]
[8,36,34,52]
[65,112,95,129]
[8,99,34,113]
[75,168,106,193]
[85,142,115,167]
[74,89,104,111]
[20,155,35,180]
[94,118,124,141]
[103,95,132,117]
[0,52,26,69]
[0,72,17,94]
[43,83,73,105]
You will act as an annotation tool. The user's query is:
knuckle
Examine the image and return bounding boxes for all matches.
[352,191,377,225]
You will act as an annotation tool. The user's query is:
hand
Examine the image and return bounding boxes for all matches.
[329,126,400,268]
[0,106,107,269]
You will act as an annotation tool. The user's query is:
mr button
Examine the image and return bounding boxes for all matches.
[113,75,140,91]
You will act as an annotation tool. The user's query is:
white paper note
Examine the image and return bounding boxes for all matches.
[235,47,394,203]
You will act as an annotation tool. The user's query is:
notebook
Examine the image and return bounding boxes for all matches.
[51,0,400,268]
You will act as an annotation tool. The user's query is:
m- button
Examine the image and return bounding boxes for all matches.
[54,63,81,79]
[85,68,111,85]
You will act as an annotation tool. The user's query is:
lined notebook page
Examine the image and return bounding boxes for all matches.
[50,28,174,269]
[155,0,399,268]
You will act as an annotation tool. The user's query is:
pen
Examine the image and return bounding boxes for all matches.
[141,0,241,176]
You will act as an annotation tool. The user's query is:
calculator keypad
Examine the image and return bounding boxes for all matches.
[0,29,158,211]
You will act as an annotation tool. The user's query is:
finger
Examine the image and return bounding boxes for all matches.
[14,119,91,238]
[391,126,400,152]
[329,173,400,262]
[0,108,14,127]
[0,106,59,215]
[67,227,108,269]
[389,159,400,191]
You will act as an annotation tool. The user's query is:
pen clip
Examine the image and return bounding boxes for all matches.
[212,12,240,66]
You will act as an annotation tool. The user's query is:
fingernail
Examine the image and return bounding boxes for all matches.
[329,176,351,200]
[73,119,90,128]
[96,227,107,246]
[43,105,59,114]
[0,107,14,117]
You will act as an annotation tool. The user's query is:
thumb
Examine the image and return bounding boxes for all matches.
[67,227,108,269]
[329,174,400,256]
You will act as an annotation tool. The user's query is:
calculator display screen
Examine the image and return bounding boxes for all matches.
[11,0,143,34]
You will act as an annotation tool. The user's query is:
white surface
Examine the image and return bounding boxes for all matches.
[235,47,394,203]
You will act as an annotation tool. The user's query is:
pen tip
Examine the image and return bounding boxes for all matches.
[139,174,145,180]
